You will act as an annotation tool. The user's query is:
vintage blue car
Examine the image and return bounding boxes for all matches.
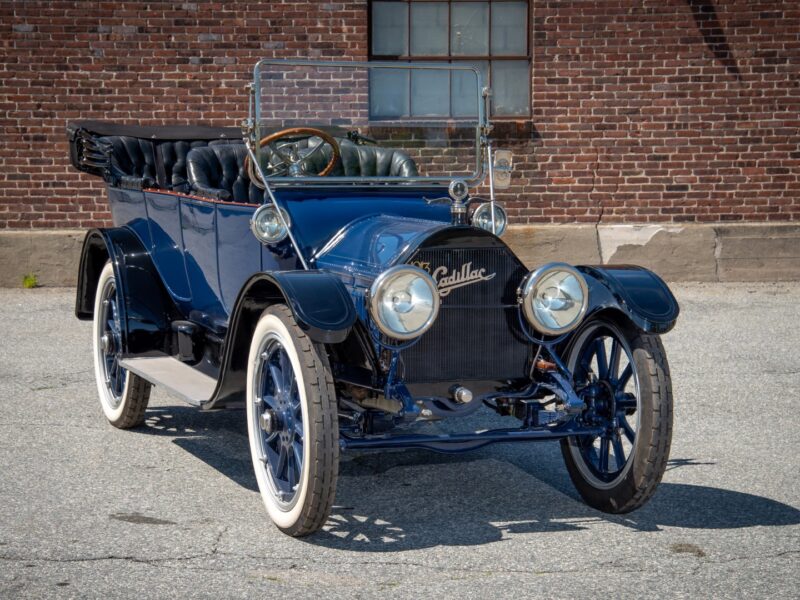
[68,60,678,536]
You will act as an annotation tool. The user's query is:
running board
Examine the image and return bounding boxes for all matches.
[119,356,216,406]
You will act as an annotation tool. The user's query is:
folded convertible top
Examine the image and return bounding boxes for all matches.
[66,120,242,142]
[66,120,354,183]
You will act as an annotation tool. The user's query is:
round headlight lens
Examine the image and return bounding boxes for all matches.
[472,202,507,236]
[520,263,588,335]
[250,204,291,245]
[369,266,440,340]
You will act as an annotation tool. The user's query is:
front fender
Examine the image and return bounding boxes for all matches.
[75,228,177,354]
[578,265,679,334]
[264,271,357,343]
[203,270,356,410]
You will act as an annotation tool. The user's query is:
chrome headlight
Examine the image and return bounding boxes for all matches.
[472,202,507,236]
[250,204,291,244]
[448,178,469,202]
[369,265,440,340]
[519,263,589,335]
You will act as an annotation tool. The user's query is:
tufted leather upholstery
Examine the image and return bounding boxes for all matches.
[186,143,263,203]
[99,136,158,189]
[186,138,419,202]
[98,136,241,191]
[158,140,209,191]
[288,137,418,178]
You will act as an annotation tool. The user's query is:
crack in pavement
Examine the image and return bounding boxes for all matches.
[4,548,796,577]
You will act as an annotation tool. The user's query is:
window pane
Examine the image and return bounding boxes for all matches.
[372,2,408,56]
[451,2,489,56]
[491,1,527,56]
[410,2,448,56]
[491,60,529,116]
[451,61,488,117]
[370,68,409,119]
[411,70,450,117]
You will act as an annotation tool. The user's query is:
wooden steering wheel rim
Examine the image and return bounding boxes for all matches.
[247,126,340,180]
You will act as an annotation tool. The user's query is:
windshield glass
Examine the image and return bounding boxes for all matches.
[251,60,486,185]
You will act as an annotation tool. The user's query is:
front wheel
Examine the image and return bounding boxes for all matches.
[561,318,673,513]
[246,304,339,536]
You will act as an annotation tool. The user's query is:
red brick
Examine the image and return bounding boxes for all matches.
[0,0,798,227]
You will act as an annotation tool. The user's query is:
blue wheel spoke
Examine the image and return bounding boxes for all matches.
[618,364,633,389]
[620,418,636,444]
[594,339,608,380]
[608,340,621,381]
[611,434,626,469]
[268,364,284,396]
[286,450,298,489]
[292,440,303,468]
[278,351,294,393]
[261,393,278,409]
[275,446,287,480]
[598,438,610,472]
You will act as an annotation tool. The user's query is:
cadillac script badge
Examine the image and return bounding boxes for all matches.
[431,262,496,297]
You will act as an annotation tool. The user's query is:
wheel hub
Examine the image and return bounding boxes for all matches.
[260,409,278,434]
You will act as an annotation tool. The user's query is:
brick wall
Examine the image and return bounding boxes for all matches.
[0,0,797,228]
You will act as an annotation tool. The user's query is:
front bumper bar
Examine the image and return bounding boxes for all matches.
[339,422,604,453]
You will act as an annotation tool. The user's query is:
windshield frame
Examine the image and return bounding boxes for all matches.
[248,59,490,187]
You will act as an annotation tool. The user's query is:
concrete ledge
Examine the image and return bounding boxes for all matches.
[1,224,799,287]
[506,223,800,282]
[0,230,85,288]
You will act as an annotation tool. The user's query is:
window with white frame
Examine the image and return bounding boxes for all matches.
[369,1,531,119]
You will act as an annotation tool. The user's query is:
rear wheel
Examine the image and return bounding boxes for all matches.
[92,262,151,428]
[246,304,339,536]
[561,318,672,513]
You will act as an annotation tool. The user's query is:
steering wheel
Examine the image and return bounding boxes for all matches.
[246,127,340,186]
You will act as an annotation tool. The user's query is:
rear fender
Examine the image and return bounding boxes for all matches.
[75,228,177,355]
[578,265,680,334]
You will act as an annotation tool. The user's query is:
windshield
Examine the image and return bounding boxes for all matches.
[250,60,487,185]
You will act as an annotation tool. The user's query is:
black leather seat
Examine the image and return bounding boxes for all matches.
[99,136,158,190]
[292,137,419,178]
[98,136,241,192]
[186,143,263,203]
[185,138,418,202]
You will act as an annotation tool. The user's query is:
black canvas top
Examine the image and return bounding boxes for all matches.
[66,120,242,142]
[66,120,353,142]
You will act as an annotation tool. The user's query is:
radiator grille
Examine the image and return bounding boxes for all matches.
[400,245,531,383]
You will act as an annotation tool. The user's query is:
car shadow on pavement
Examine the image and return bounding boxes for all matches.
[137,406,800,552]
[141,406,258,493]
[312,448,800,551]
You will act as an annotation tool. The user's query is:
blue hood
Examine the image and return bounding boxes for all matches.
[272,187,452,260]
[313,214,449,285]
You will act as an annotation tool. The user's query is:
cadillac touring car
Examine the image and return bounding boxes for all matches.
[68,60,678,536]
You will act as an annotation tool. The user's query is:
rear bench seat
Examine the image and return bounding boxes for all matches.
[97,136,237,192]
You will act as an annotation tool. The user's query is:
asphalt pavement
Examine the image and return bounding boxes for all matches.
[0,283,798,598]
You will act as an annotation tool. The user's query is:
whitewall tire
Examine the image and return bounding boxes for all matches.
[246,304,338,536]
[92,262,151,428]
